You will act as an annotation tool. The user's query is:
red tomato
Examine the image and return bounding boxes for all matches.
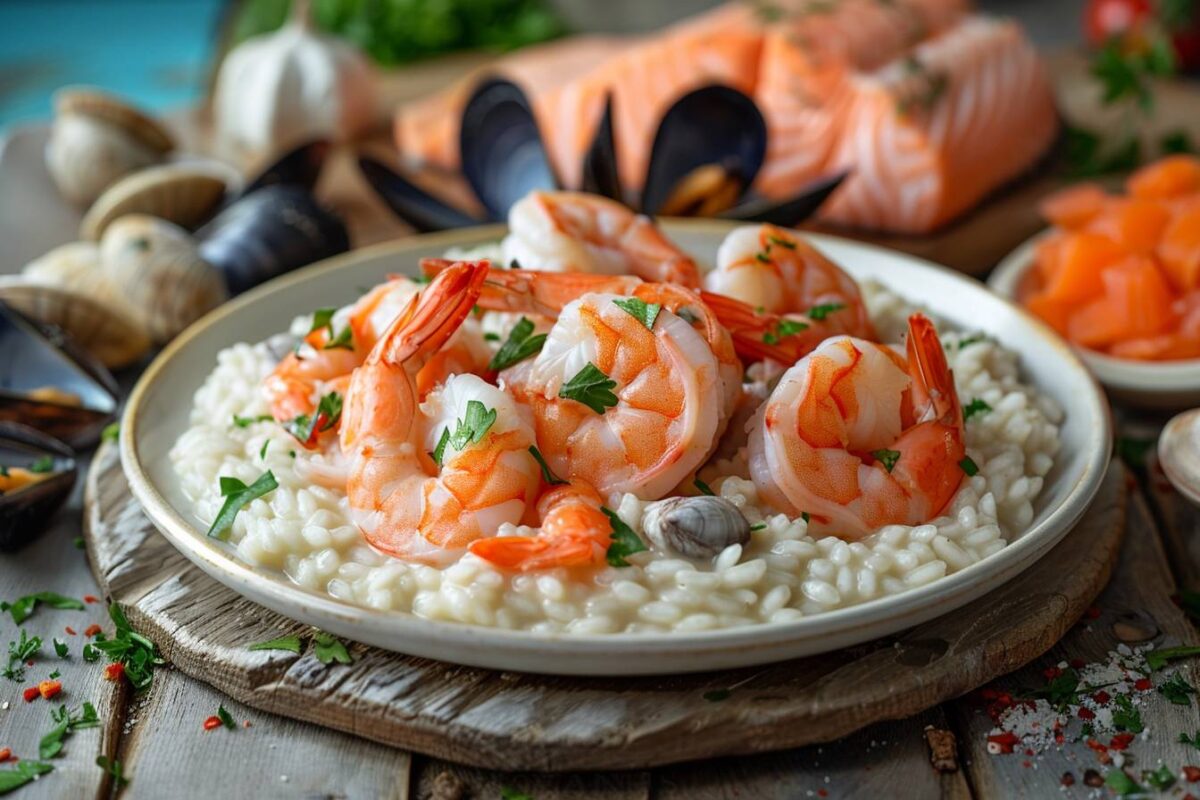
[1085,0,1154,45]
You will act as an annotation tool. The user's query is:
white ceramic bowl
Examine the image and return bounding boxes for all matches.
[121,222,1112,675]
[992,231,1200,410]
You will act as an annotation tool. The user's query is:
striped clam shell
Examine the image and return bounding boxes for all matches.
[80,163,231,241]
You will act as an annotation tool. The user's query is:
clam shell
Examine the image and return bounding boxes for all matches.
[642,495,751,559]
[0,422,77,552]
[0,279,150,370]
[80,164,230,241]
[55,88,174,155]
[45,114,164,206]
[22,240,142,320]
[100,215,228,342]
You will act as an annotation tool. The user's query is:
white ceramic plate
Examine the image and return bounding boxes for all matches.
[992,232,1200,410]
[121,222,1112,675]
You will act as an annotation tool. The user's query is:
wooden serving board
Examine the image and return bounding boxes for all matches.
[83,441,1128,772]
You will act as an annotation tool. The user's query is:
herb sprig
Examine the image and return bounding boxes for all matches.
[206,471,279,541]
[489,317,546,372]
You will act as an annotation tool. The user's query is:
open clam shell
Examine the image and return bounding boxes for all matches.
[460,77,559,221]
[640,85,767,218]
[0,302,118,448]
[0,422,77,551]
[80,163,232,241]
[196,185,350,295]
[358,156,482,233]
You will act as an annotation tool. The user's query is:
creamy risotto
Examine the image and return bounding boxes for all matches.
[170,275,1063,635]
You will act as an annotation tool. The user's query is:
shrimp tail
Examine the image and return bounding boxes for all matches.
[370,261,488,368]
[468,485,612,571]
[700,290,810,364]
[905,313,962,428]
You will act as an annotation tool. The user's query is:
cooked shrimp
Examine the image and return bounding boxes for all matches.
[340,262,542,564]
[747,314,966,540]
[704,224,876,340]
[502,190,701,286]
[478,281,730,501]
[700,290,842,365]
[468,483,613,571]
[264,275,490,431]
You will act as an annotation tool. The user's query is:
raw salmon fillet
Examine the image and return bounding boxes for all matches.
[817,17,1058,233]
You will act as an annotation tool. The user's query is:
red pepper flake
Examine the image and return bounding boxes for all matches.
[1022,760,1032,769]
[1185,766,1200,783]
[1134,678,1152,691]
[103,663,124,682]
[1043,666,1062,680]
[1077,707,1095,720]
[1070,658,1086,669]
[1085,739,1112,765]
[21,687,39,703]
[1023,748,1034,757]
[1109,733,1135,751]
[1093,690,1111,705]
[24,661,32,667]
[83,624,102,638]
[987,731,1020,754]
[83,595,99,604]
[1186,795,1199,800]
[242,720,252,729]
[1061,772,1075,787]
[0,748,11,763]
[38,680,61,700]
[1085,606,1101,619]
[817,791,828,798]
[203,716,222,731]
[64,626,76,636]
[980,688,998,700]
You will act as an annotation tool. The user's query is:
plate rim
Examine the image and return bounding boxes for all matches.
[120,221,1113,674]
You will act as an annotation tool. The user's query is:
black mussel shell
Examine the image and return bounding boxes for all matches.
[358,156,482,233]
[460,77,559,221]
[196,185,350,295]
[720,170,849,225]
[580,93,622,203]
[0,422,76,551]
[0,303,118,449]
[241,139,331,198]
[641,85,767,217]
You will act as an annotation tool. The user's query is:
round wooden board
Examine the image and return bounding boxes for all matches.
[84,441,1128,772]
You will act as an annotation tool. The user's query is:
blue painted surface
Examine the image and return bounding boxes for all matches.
[0,0,226,130]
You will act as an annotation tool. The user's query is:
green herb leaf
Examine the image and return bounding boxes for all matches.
[767,235,797,249]
[489,317,547,371]
[872,449,901,473]
[750,523,767,532]
[1115,436,1156,468]
[206,471,278,541]
[308,308,336,337]
[483,332,501,342]
[40,702,99,759]
[1063,126,1142,178]
[959,456,979,477]
[258,440,270,460]
[322,324,354,351]
[3,630,42,681]
[1162,129,1197,155]
[82,644,99,663]
[1159,672,1196,705]
[72,537,85,550]
[0,760,53,794]
[1,592,84,625]
[101,422,120,443]
[52,639,68,659]
[962,398,992,422]
[433,401,499,469]
[956,333,986,350]
[248,634,303,654]
[1104,769,1142,796]
[613,297,662,331]
[694,478,715,496]
[312,631,352,665]
[95,755,128,787]
[1111,694,1144,733]
[1023,668,1082,711]
[283,392,343,444]
[217,705,236,730]
[559,363,619,415]
[29,456,53,474]
[1144,763,1175,790]
[231,414,273,429]
[431,427,451,468]
[602,507,646,567]
[806,303,846,321]
[88,603,163,691]
[528,446,566,485]
[1179,730,1200,750]
[801,511,811,524]
[1145,644,1200,671]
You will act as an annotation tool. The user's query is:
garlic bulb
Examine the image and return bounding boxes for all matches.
[213,0,376,158]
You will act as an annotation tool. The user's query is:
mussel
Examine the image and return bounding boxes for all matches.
[196,185,350,295]
[0,423,77,551]
[240,139,332,197]
[0,303,118,448]
[358,156,481,233]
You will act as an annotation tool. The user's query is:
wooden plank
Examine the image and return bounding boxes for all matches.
[85,441,1127,771]
[652,707,972,800]
[411,757,649,800]
[949,486,1200,796]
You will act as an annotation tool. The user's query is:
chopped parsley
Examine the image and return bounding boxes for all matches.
[29,456,54,474]
[1145,645,1200,671]
[1179,730,1200,750]
[231,414,273,429]
[694,478,715,496]
[432,401,497,467]
[1159,672,1196,705]
[1104,769,1142,796]
[750,523,767,532]
[806,303,845,321]
[3,630,42,681]
[52,638,68,659]
[82,644,99,663]
[528,446,566,486]
[323,325,354,351]
[308,308,336,337]
[72,537,85,550]
[801,511,811,524]
[957,333,986,350]
[89,604,163,691]
[1111,694,1144,733]
[763,317,809,345]
[767,235,797,250]
[2,592,84,625]
[248,634,303,654]
[959,456,979,477]
[754,251,771,264]
[40,702,100,759]
[259,440,270,460]
[872,449,901,473]
[0,761,53,793]
[489,317,546,371]
[217,705,236,730]
[1144,764,1175,791]
[602,507,646,567]
[101,422,120,442]
[283,391,343,445]
[313,631,352,665]
[962,398,991,422]
[96,755,128,787]
[559,363,619,415]
[613,297,661,330]
[483,332,501,342]
[1115,436,1155,468]
[206,471,279,541]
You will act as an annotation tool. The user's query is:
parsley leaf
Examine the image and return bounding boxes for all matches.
[763,317,809,344]
[528,446,566,485]
[1179,730,1200,749]
[308,308,336,337]
[82,644,99,663]
[3,630,42,681]
[283,392,343,444]
[602,507,646,567]
[29,456,54,474]
[956,333,986,350]
[312,631,352,665]
[0,761,53,793]
[559,363,619,415]
[1145,645,1200,671]
[52,638,68,659]
[694,478,715,496]
[1105,769,1142,796]
[1,592,84,625]
[206,471,278,541]
[806,303,845,321]
[613,297,661,330]
[95,755,128,788]
[217,705,236,730]
[431,428,451,468]
[489,317,546,371]
[1111,694,1144,733]
[962,398,991,422]
[433,401,498,467]
[1144,763,1175,790]
[231,414,273,429]
[1115,436,1156,468]
[1022,668,1083,712]
[1163,129,1197,155]
[959,456,979,477]
[40,702,99,759]
[101,422,120,443]
[89,604,163,691]
[323,325,354,351]
[248,634,303,654]
[872,449,901,473]
[767,235,797,250]
[1159,672,1196,705]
